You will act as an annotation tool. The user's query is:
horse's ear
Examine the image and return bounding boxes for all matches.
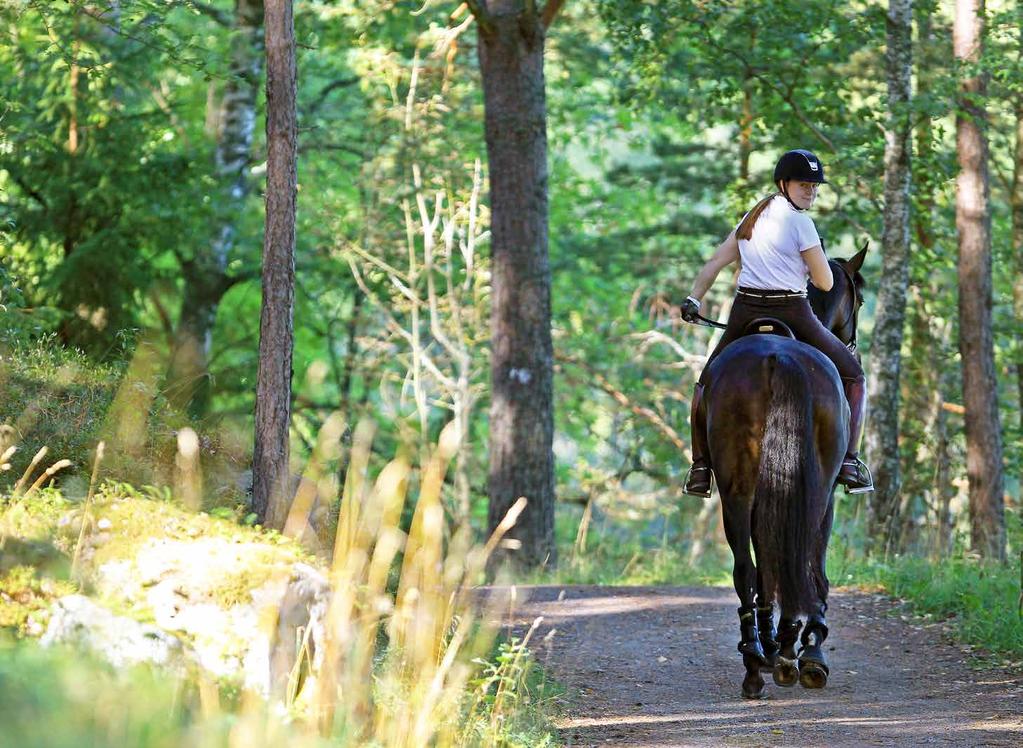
[847,241,868,274]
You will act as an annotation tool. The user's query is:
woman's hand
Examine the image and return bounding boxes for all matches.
[681,296,702,323]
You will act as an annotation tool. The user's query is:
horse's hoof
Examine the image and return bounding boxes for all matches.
[798,646,829,689]
[772,656,798,687]
[798,660,828,689]
[742,677,766,700]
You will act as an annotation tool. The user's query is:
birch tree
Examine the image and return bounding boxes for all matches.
[166,0,264,417]
[865,0,913,554]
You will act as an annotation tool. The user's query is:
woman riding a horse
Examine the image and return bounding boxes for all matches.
[680,149,873,497]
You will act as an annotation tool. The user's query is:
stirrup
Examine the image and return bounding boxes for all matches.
[684,464,713,498]
[838,457,874,495]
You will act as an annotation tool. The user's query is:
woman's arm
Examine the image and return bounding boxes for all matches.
[688,231,740,300]
[802,246,834,291]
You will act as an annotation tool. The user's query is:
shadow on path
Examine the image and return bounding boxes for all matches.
[491,585,1023,747]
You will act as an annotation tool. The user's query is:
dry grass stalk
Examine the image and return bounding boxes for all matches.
[245,416,534,746]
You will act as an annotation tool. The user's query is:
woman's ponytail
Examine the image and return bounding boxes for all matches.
[735,193,779,241]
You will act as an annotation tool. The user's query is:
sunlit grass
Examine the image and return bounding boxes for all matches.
[0,418,561,747]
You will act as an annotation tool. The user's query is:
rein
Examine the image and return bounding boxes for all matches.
[693,312,727,330]
[831,261,860,354]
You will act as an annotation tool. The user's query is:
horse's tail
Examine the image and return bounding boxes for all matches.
[751,353,822,617]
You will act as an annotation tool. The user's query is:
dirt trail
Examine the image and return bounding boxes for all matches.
[499,585,1023,747]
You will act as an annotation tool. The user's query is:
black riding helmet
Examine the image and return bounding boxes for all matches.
[774,149,827,184]
[774,149,826,210]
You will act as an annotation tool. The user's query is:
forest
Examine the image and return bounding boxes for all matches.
[0,0,1021,745]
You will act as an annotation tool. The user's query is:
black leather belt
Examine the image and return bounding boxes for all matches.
[736,286,807,299]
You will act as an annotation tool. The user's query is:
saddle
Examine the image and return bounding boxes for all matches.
[740,317,796,339]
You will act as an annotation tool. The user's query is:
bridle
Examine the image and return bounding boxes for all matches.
[830,260,861,354]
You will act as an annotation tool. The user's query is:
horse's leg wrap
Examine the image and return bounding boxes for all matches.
[800,615,829,648]
[737,606,768,664]
[772,617,802,687]
[776,618,802,650]
[797,614,830,688]
[757,604,779,661]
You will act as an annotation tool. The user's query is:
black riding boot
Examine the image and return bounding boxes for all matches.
[684,383,712,497]
[837,378,874,493]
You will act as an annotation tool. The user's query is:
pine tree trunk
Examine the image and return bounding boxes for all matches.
[866,0,913,554]
[478,3,557,570]
[1012,13,1023,440]
[167,0,264,417]
[252,0,297,529]
[954,0,1006,561]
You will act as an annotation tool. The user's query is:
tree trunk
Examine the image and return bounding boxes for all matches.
[1012,10,1023,440]
[478,3,557,570]
[954,0,1005,561]
[865,0,913,555]
[166,0,264,418]
[252,0,297,529]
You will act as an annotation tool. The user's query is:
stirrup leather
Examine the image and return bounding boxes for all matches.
[684,464,713,498]
[838,457,874,495]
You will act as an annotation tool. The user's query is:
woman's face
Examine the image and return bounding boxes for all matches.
[783,180,819,210]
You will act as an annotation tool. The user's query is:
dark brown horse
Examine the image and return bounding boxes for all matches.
[702,247,866,699]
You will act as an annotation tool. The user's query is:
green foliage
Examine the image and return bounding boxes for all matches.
[462,637,563,748]
[0,339,119,491]
[833,553,1023,664]
[0,639,200,748]
[0,1,218,357]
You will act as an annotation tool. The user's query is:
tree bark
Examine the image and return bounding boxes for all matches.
[1012,9,1023,439]
[954,0,1005,561]
[166,0,264,417]
[252,0,297,529]
[477,1,557,570]
[866,0,913,555]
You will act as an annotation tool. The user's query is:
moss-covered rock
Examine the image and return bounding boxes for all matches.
[1,485,331,698]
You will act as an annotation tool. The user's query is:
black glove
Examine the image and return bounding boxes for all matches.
[680,295,701,323]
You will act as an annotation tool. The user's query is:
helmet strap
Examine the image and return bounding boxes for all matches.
[778,180,805,212]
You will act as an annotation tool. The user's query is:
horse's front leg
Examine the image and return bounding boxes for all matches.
[722,497,768,699]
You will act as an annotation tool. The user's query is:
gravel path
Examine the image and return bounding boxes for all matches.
[498,585,1023,747]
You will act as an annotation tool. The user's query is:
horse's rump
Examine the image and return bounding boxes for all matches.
[706,336,846,617]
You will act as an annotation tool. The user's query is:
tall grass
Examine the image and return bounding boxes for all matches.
[0,418,560,746]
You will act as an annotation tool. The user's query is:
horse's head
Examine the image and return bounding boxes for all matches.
[807,242,867,351]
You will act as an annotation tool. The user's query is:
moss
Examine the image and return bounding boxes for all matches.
[0,564,77,635]
[1,483,313,645]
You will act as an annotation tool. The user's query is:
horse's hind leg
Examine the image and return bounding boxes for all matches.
[773,614,801,687]
[754,548,779,670]
[722,498,768,699]
[799,498,835,689]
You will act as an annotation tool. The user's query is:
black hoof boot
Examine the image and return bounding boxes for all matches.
[757,604,780,671]
[737,606,769,666]
[772,618,802,688]
[798,619,830,689]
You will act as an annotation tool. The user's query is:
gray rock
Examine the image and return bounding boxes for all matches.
[41,595,183,669]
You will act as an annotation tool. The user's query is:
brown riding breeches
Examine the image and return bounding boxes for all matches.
[699,294,864,385]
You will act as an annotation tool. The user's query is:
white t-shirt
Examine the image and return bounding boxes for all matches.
[735,195,821,292]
